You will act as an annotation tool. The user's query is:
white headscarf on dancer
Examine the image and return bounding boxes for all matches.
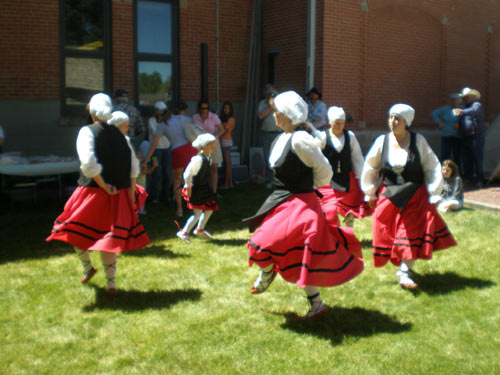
[89,93,113,122]
[388,103,415,127]
[108,111,129,127]
[274,91,308,126]
[192,133,216,149]
[327,106,346,122]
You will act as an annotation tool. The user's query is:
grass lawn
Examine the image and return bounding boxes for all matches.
[1,183,499,375]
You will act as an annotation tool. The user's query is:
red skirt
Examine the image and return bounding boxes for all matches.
[172,143,198,170]
[46,186,150,252]
[318,171,373,220]
[134,184,148,210]
[372,184,456,267]
[182,187,219,211]
[248,192,363,288]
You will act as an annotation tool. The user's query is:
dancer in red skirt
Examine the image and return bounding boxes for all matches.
[317,106,372,228]
[245,91,363,319]
[177,134,218,242]
[361,103,456,290]
[46,93,150,295]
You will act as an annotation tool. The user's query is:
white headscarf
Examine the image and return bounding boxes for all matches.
[108,111,129,127]
[389,103,415,126]
[327,106,345,122]
[192,133,216,149]
[274,91,308,125]
[154,101,168,112]
[89,93,113,122]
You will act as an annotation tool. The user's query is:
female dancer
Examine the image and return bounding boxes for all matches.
[361,104,456,290]
[46,93,150,294]
[318,106,371,228]
[246,91,363,319]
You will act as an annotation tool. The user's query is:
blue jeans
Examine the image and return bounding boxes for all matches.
[260,131,280,183]
[441,136,462,170]
[150,147,172,201]
[462,135,485,183]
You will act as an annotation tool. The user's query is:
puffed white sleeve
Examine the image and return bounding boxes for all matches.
[360,134,385,200]
[183,155,203,187]
[348,131,365,179]
[76,126,102,178]
[291,130,332,188]
[416,134,443,203]
[126,136,140,178]
[307,123,327,149]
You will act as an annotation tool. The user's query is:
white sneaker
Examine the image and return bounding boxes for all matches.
[194,228,212,239]
[176,230,191,243]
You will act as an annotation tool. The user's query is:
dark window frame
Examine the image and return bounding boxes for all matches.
[133,0,179,113]
[59,0,112,118]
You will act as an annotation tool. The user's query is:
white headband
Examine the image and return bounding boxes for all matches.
[274,91,308,125]
[89,93,113,121]
[389,103,415,126]
[154,101,168,112]
[192,133,216,149]
[108,111,129,127]
[327,106,345,122]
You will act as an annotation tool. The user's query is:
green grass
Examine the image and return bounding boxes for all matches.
[1,184,499,375]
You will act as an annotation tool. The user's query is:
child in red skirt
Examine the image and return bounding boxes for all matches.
[317,106,372,228]
[46,94,150,295]
[245,91,363,319]
[177,134,219,242]
[361,104,456,290]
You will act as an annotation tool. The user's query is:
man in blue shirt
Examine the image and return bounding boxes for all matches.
[306,88,327,130]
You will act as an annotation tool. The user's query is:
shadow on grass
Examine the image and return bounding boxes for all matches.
[123,245,190,259]
[83,286,202,312]
[209,238,248,246]
[279,306,412,346]
[360,239,372,249]
[414,271,495,295]
[0,245,74,265]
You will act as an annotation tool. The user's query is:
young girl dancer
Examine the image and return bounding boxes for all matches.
[46,94,150,295]
[318,106,371,228]
[361,104,456,290]
[437,159,464,213]
[245,91,363,319]
[176,134,219,242]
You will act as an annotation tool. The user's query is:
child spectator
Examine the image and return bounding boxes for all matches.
[437,159,464,213]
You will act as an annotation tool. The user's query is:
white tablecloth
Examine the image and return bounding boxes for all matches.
[0,161,80,177]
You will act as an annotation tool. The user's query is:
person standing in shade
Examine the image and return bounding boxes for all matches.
[113,89,145,150]
[430,93,462,165]
[219,101,235,190]
[257,84,281,188]
[0,125,5,153]
[361,104,456,291]
[306,87,327,130]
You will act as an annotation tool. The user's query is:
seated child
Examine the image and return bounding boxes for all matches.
[437,159,464,213]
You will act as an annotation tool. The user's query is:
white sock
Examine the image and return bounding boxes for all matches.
[74,247,93,275]
[398,260,416,284]
[183,209,202,233]
[100,252,117,290]
[197,210,213,230]
[304,285,322,304]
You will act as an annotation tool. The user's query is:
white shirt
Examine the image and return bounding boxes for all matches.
[361,132,443,203]
[76,126,140,180]
[269,130,332,188]
[149,117,171,149]
[323,130,365,179]
[183,154,203,187]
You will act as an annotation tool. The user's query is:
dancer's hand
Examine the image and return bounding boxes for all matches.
[368,198,377,208]
[104,184,118,195]
[185,187,192,198]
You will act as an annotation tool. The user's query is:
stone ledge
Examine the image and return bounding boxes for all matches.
[463,199,500,215]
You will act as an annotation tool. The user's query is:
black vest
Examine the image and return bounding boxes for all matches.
[380,132,424,209]
[78,122,132,189]
[190,154,216,205]
[323,129,352,192]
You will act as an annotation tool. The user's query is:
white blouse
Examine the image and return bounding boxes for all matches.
[183,154,203,187]
[321,130,365,179]
[361,132,443,203]
[76,126,140,180]
[269,130,332,188]
[149,117,171,149]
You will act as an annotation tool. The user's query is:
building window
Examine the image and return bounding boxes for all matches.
[135,0,178,108]
[60,0,111,116]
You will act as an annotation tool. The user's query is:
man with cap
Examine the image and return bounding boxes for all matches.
[430,93,463,165]
[306,87,327,130]
[113,89,145,150]
[257,84,282,187]
[453,87,485,187]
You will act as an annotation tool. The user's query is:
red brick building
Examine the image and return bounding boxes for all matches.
[1,0,499,168]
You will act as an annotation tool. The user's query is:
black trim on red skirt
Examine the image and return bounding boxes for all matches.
[249,239,340,257]
[279,255,355,273]
[55,219,144,234]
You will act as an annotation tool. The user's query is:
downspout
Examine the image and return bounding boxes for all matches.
[216,0,220,111]
[306,0,316,91]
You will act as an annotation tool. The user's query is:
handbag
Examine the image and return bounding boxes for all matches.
[182,121,204,143]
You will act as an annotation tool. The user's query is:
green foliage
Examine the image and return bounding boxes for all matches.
[0,185,499,374]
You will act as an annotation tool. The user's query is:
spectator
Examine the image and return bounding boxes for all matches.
[306,87,327,130]
[219,101,235,190]
[192,99,224,194]
[437,160,464,213]
[257,84,281,187]
[113,89,145,150]
[430,93,462,165]
[0,125,5,153]
[453,87,485,188]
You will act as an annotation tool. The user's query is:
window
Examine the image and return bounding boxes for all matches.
[60,0,111,116]
[135,0,178,108]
